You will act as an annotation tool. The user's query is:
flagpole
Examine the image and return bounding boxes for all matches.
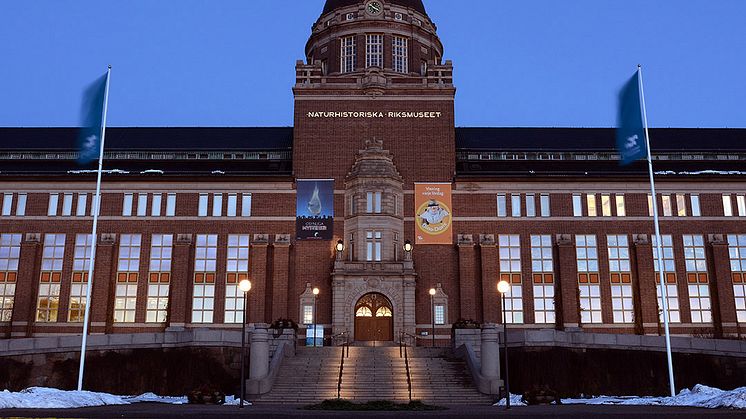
[77,65,111,391]
[638,64,676,398]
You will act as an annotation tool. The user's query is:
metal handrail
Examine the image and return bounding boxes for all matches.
[398,330,420,357]
[403,341,413,402]
[334,330,350,399]
[337,342,345,399]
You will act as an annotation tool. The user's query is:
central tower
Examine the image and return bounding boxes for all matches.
[292,0,456,340]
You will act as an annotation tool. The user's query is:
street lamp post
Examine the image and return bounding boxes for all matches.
[497,279,511,410]
[312,287,320,347]
[429,288,436,347]
[238,279,252,409]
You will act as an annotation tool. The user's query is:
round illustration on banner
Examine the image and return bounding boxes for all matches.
[417,199,452,236]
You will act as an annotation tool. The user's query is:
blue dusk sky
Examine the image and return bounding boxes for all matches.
[0,0,744,128]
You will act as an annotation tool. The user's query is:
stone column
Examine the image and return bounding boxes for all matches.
[167,234,192,330]
[634,235,659,335]
[249,325,270,380]
[11,233,41,337]
[458,235,478,321]
[270,235,291,321]
[556,235,580,330]
[479,235,499,323]
[91,234,116,334]
[480,323,501,379]
[709,234,736,337]
[249,234,269,324]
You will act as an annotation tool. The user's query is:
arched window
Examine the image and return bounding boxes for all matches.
[356,306,373,317]
[375,306,392,317]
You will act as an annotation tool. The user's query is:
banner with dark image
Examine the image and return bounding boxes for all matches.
[296,179,334,240]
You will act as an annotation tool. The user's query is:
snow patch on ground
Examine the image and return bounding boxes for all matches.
[0,387,250,409]
[495,385,746,410]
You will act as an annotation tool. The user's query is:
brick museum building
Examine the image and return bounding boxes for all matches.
[1,0,745,345]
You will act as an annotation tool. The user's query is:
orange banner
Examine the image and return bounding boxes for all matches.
[415,183,453,245]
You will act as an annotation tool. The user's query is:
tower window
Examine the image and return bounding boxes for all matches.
[366,34,383,68]
[393,36,408,73]
[341,36,356,73]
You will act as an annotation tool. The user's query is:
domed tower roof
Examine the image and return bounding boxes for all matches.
[322,0,427,15]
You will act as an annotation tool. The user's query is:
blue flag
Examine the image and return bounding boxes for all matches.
[77,74,108,165]
[616,70,647,165]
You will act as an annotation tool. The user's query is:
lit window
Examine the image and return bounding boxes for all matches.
[738,195,746,217]
[499,235,523,324]
[0,234,21,322]
[76,194,88,217]
[198,194,208,217]
[36,234,65,322]
[526,194,536,217]
[1,194,11,216]
[601,194,612,217]
[146,234,172,323]
[662,195,672,216]
[212,194,222,217]
[652,234,680,323]
[676,194,687,217]
[122,193,133,217]
[572,194,582,217]
[114,234,141,323]
[615,194,626,217]
[366,231,382,262]
[137,193,147,217]
[608,235,633,324]
[576,235,601,324]
[531,235,555,325]
[192,234,217,323]
[68,234,93,322]
[434,305,445,325]
[393,36,408,73]
[691,195,701,217]
[166,193,177,217]
[225,235,250,324]
[241,193,252,217]
[227,194,237,217]
[151,193,162,217]
[540,194,550,217]
[341,36,356,73]
[366,34,383,68]
[683,235,711,324]
[497,194,507,217]
[16,194,26,216]
[586,194,597,217]
[303,305,314,324]
[727,234,746,323]
[723,195,733,217]
[648,194,654,217]
[511,194,521,217]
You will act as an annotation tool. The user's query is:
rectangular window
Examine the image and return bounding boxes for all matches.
[366,231,382,262]
[198,194,209,217]
[499,234,523,324]
[576,234,601,324]
[615,194,626,217]
[662,195,673,216]
[648,194,654,217]
[151,193,162,217]
[76,193,87,217]
[601,194,612,217]
[68,234,93,322]
[738,195,746,217]
[586,194,597,217]
[366,34,383,68]
[303,305,314,325]
[193,234,217,323]
[36,234,65,322]
[16,193,26,216]
[531,235,555,325]
[137,193,147,217]
[166,193,177,216]
[434,305,445,325]
[526,194,536,217]
[608,235,633,323]
[366,192,382,213]
[683,235,711,323]
[225,234,250,324]
[341,36,356,73]
[61,193,73,216]
[723,195,733,217]
[114,234,141,323]
[540,194,550,217]
[572,194,582,217]
[497,194,507,217]
[1,194,12,216]
[146,234,172,323]
[241,193,252,217]
[652,234,680,323]
[727,234,746,323]
[0,234,21,322]
[676,194,687,217]
[122,193,133,217]
[511,194,521,217]
[212,194,223,217]
[227,194,237,217]
[691,195,701,217]
[48,193,59,216]
[393,36,408,73]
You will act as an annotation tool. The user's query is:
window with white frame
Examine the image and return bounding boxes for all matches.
[511,194,521,217]
[393,36,408,73]
[62,193,73,216]
[76,193,87,217]
[36,233,65,322]
[366,34,383,68]
[526,194,536,217]
[497,194,507,217]
[572,194,582,217]
[122,193,133,216]
[114,234,141,323]
[241,193,252,217]
[367,192,382,214]
[576,234,601,324]
[499,235,523,324]
[366,231,382,262]
[137,193,147,217]
[68,234,93,322]
[727,234,746,323]
[652,234,680,323]
[738,195,746,217]
[302,304,314,325]
[601,194,612,217]
[615,194,626,217]
[198,194,209,217]
[146,234,173,323]
[225,234,250,324]
[48,193,59,216]
[434,304,445,325]
[1,194,12,216]
[723,195,733,217]
[151,193,162,217]
[341,36,356,73]
[192,234,217,323]
[607,235,633,323]
[16,193,26,216]
[227,194,237,217]
[662,195,673,216]
[166,193,177,216]
[212,194,223,217]
[0,234,21,322]
[586,194,597,217]
[540,194,550,217]
[691,195,701,217]
[683,235,711,323]
[648,194,654,217]
[676,194,687,217]
[531,235,555,324]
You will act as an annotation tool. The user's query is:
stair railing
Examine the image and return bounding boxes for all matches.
[332,330,350,399]
[403,340,413,402]
[399,330,420,358]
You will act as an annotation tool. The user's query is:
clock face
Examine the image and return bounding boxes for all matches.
[367,1,382,15]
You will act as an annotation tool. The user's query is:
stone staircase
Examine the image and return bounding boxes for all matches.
[253,344,494,405]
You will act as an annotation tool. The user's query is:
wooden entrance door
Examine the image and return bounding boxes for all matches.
[354,293,393,341]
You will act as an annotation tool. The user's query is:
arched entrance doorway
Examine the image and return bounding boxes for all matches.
[354,293,394,341]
